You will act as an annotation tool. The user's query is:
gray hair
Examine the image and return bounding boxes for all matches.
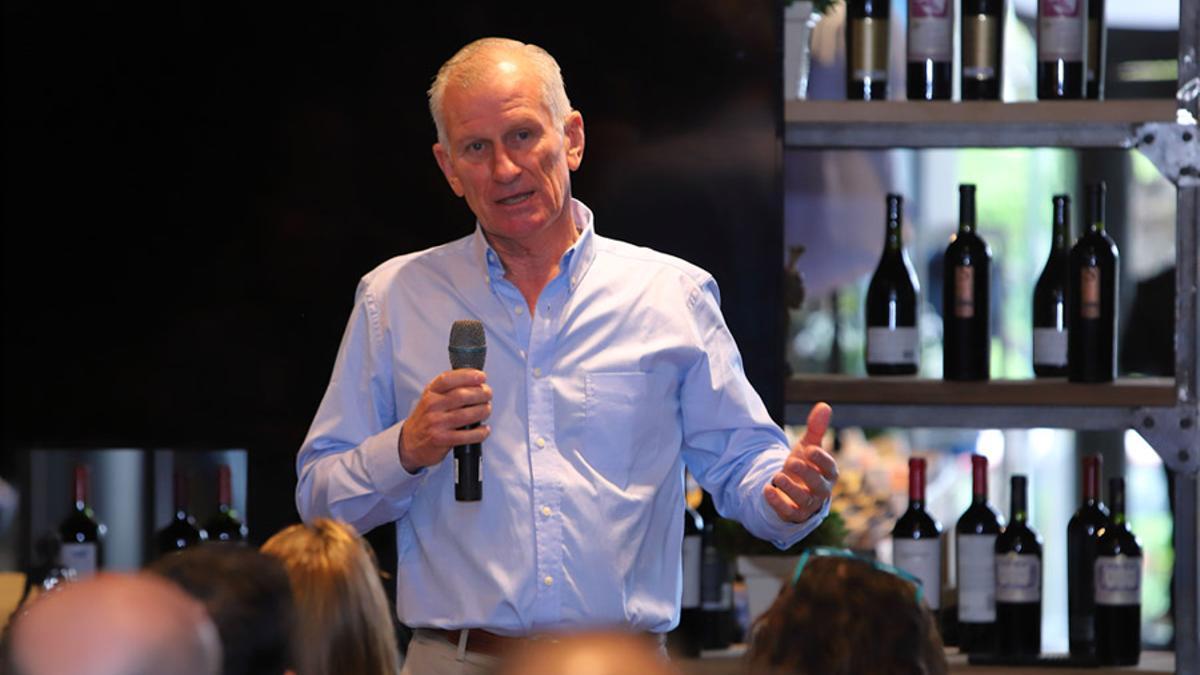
[428,37,572,148]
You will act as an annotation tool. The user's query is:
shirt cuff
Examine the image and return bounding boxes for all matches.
[359,421,427,499]
[758,491,831,550]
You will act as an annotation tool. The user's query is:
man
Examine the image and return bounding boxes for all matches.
[296,37,838,674]
[150,544,296,675]
[7,573,222,675]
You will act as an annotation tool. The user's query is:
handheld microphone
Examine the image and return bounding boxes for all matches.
[448,319,486,502]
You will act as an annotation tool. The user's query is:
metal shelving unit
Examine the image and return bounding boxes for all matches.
[782,3,1199,672]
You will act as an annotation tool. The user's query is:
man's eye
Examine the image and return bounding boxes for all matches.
[515,130,531,141]
[466,142,485,153]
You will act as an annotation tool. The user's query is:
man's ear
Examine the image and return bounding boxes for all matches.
[564,111,585,171]
[433,142,465,197]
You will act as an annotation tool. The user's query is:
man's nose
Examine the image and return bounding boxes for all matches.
[491,147,521,182]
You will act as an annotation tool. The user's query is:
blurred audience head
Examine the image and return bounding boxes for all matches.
[746,547,947,675]
[495,631,678,675]
[150,543,295,675]
[8,572,221,675]
[261,518,400,675]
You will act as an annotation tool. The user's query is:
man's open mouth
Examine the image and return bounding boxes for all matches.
[496,192,533,206]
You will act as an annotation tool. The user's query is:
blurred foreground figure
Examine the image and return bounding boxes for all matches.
[746,549,947,675]
[495,632,679,675]
[9,572,221,675]
[150,544,296,675]
[261,519,401,675]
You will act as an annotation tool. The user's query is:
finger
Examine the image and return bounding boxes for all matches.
[438,383,493,411]
[800,402,833,448]
[763,483,806,523]
[778,460,833,504]
[441,402,492,429]
[435,424,490,449]
[804,447,839,482]
[429,368,487,393]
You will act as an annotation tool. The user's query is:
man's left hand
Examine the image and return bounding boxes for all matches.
[763,402,838,524]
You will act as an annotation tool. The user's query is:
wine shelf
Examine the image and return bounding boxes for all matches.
[784,100,1179,149]
[784,375,1178,430]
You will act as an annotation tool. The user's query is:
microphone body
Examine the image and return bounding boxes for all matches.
[448,320,486,502]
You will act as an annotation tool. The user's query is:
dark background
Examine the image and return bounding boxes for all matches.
[3,2,784,558]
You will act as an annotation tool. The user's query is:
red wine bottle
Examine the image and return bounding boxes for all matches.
[1033,195,1071,377]
[1067,453,1109,659]
[846,0,889,100]
[892,458,943,615]
[1095,477,1141,666]
[203,465,248,543]
[58,465,103,578]
[995,475,1042,656]
[1068,181,1119,383]
[961,0,1005,99]
[1037,0,1086,99]
[1086,0,1106,98]
[671,499,705,658]
[866,194,920,375]
[698,491,734,650]
[943,184,991,381]
[907,0,953,100]
[956,454,1003,654]
[156,470,207,556]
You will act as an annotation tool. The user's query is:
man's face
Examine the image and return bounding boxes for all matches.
[433,59,584,247]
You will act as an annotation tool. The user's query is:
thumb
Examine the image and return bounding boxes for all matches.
[800,402,833,448]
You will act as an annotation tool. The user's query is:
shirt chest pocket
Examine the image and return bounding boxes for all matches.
[582,372,670,487]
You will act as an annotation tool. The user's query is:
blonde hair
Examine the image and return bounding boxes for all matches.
[261,519,400,675]
[428,37,572,147]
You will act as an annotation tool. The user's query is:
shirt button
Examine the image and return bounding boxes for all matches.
[515,306,524,315]
[536,437,546,448]
[543,576,554,586]
[533,367,542,377]
[541,506,552,517]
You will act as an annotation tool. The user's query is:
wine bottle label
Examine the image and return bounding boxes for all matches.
[850,18,889,81]
[1080,267,1101,319]
[60,542,97,579]
[1039,0,1085,60]
[958,534,997,621]
[954,266,975,318]
[908,0,952,61]
[1033,327,1068,366]
[867,327,919,365]
[996,552,1041,602]
[963,15,999,80]
[1087,18,1100,81]
[682,535,702,609]
[894,538,942,609]
[1095,554,1141,606]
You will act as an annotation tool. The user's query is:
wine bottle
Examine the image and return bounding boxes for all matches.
[698,491,733,650]
[1095,477,1142,666]
[58,464,103,579]
[1037,0,1086,99]
[956,454,1003,654]
[1033,195,1071,377]
[892,458,943,615]
[672,498,705,658]
[995,475,1042,656]
[846,0,889,100]
[1086,0,1107,99]
[156,470,207,556]
[907,0,953,100]
[203,465,248,543]
[866,194,920,375]
[1068,181,1119,383]
[961,0,1005,99]
[1067,453,1109,659]
[943,184,991,381]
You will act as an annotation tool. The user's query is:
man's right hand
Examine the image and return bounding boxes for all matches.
[399,369,492,474]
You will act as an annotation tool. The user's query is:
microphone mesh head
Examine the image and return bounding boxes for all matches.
[448,320,487,370]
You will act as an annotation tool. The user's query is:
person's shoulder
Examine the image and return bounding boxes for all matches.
[593,234,714,288]
[359,234,473,292]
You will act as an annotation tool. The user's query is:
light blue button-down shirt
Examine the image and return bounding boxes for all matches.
[296,199,826,635]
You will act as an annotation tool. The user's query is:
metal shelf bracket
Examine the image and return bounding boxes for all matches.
[1135,115,1200,187]
[1135,403,1200,475]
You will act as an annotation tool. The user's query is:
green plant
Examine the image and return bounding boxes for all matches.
[714,509,848,559]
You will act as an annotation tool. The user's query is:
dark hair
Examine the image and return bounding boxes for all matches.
[746,555,947,675]
[150,543,295,675]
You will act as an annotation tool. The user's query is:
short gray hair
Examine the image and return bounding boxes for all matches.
[428,37,572,148]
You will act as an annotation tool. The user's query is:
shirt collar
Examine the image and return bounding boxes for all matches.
[470,198,597,292]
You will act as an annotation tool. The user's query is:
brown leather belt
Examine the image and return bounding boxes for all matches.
[428,628,529,657]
